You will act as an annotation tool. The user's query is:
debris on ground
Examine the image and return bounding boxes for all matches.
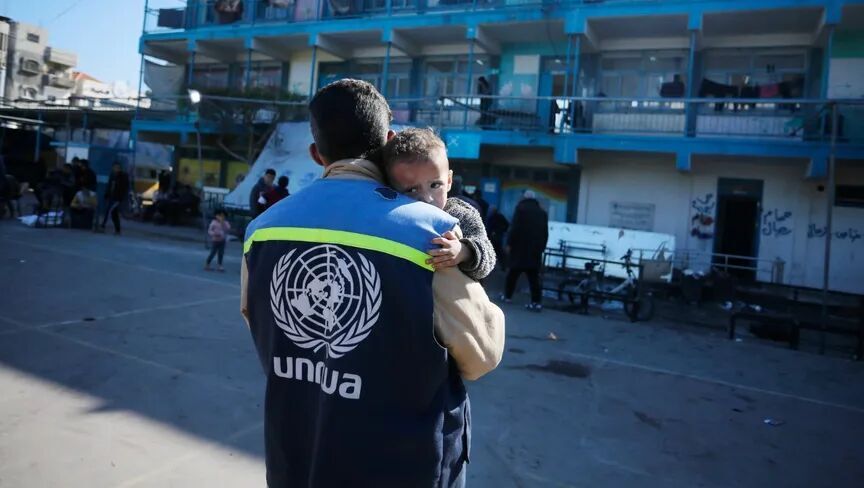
[763,418,785,427]
[547,332,558,341]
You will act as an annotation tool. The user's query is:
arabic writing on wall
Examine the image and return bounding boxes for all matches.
[807,224,862,242]
[761,209,792,237]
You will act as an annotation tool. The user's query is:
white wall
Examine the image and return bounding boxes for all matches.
[287,49,340,95]
[577,152,864,293]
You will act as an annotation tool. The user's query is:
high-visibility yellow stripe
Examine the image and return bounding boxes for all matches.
[243,227,432,271]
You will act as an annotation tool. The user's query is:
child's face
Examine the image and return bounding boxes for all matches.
[216,213,225,221]
[388,148,452,209]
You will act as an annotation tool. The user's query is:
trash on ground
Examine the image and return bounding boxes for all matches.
[547,332,558,341]
[735,338,743,343]
[749,304,763,312]
[600,301,624,311]
[721,301,734,311]
[763,418,785,427]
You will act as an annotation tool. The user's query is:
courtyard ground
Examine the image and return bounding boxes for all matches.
[1,220,863,487]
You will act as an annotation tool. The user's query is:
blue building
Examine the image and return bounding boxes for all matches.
[135,0,864,293]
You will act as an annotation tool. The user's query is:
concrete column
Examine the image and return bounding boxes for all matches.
[685,29,699,137]
[187,51,196,87]
[308,45,318,99]
[568,35,582,130]
[381,42,392,97]
[463,37,476,128]
[244,48,253,90]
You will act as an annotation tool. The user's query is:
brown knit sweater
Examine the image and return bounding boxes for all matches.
[444,197,497,281]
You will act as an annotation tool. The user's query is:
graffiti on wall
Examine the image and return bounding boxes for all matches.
[690,193,715,240]
[761,209,793,237]
[808,224,862,242]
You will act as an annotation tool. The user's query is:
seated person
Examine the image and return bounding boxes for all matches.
[70,185,98,229]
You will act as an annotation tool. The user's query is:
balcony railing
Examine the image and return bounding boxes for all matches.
[44,74,76,89]
[45,47,78,68]
[144,0,666,32]
[136,93,864,145]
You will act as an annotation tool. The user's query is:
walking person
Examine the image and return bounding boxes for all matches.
[476,76,492,126]
[101,162,129,235]
[501,190,548,311]
[241,79,504,488]
[205,209,231,272]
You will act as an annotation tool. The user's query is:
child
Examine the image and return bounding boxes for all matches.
[205,209,231,272]
[382,128,495,281]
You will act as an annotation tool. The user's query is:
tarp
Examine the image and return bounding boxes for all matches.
[144,61,184,111]
[223,122,323,209]
[224,122,413,209]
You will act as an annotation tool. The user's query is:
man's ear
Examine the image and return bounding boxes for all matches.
[386,130,396,141]
[446,169,453,192]
[309,143,326,167]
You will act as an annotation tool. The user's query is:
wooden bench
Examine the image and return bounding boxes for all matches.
[728,285,863,360]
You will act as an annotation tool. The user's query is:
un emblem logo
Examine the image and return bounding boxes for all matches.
[270,244,382,359]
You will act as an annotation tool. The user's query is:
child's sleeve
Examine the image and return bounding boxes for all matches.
[456,207,497,281]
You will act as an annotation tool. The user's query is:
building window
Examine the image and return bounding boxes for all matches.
[599,52,687,97]
[318,59,411,99]
[836,185,864,208]
[245,61,282,91]
[423,55,492,98]
[20,58,41,75]
[702,48,807,111]
[26,33,40,43]
[0,33,6,51]
[192,63,230,90]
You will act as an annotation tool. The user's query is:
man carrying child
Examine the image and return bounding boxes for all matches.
[241,79,504,488]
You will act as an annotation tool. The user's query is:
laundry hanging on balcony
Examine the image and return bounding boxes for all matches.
[328,0,354,16]
[144,61,185,111]
[215,0,244,23]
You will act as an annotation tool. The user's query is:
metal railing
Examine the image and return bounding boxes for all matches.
[633,247,786,284]
[144,0,678,32]
[427,95,864,143]
[134,93,864,144]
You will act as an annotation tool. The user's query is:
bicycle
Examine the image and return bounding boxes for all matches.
[559,250,655,322]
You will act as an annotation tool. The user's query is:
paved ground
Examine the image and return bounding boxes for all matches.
[1,220,863,488]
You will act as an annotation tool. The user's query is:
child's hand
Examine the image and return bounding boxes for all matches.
[427,231,470,270]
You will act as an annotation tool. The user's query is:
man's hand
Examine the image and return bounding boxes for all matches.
[427,231,470,270]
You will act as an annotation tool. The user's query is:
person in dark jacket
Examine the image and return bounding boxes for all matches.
[248,168,276,217]
[502,191,549,311]
[486,206,509,269]
[80,159,97,191]
[101,162,129,235]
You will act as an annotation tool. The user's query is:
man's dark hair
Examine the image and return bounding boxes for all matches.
[264,168,276,176]
[278,175,289,188]
[381,127,446,170]
[309,79,392,163]
[214,208,226,217]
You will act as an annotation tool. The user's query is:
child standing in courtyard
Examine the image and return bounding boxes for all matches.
[205,209,231,272]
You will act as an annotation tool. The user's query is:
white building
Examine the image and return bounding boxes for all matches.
[0,16,78,104]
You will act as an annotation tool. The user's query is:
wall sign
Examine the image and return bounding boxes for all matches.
[610,201,655,231]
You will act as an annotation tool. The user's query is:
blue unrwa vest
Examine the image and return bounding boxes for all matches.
[244,177,470,488]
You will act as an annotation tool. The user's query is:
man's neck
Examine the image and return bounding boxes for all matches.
[322,158,384,183]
